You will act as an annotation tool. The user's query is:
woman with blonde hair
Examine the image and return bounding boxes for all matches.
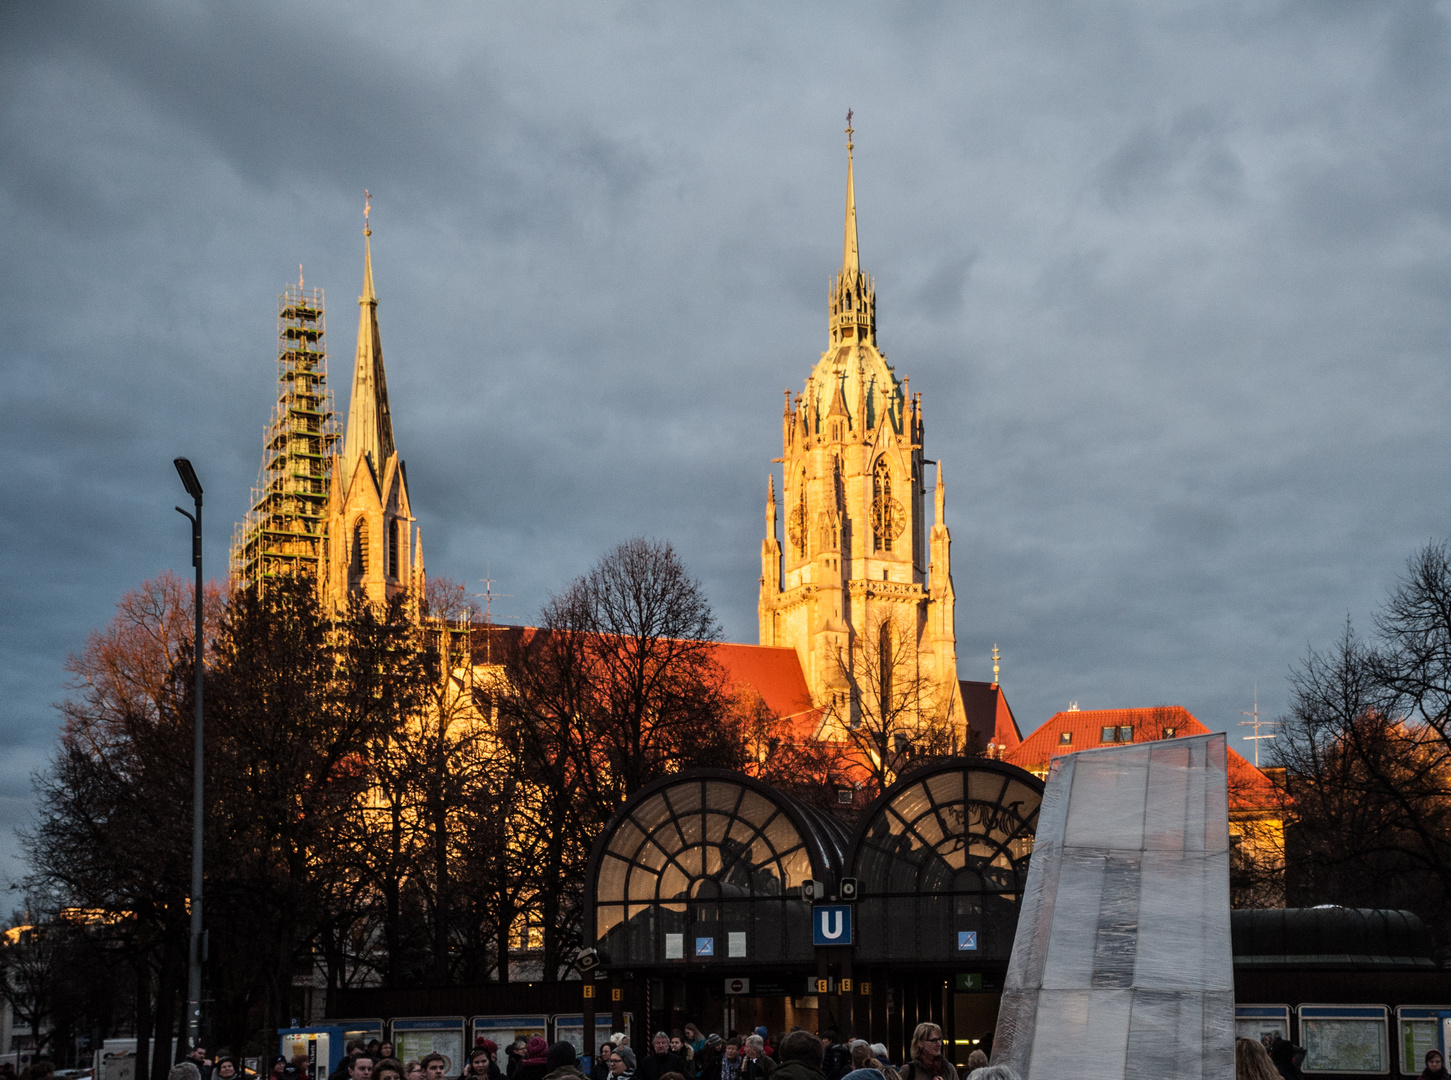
[1234,1037,1281,1080]
[899,1023,957,1080]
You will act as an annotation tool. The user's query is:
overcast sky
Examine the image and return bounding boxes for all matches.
[4,1,1450,886]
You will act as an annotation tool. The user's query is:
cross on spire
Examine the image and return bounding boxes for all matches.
[364,189,371,236]
[845,108,854,150]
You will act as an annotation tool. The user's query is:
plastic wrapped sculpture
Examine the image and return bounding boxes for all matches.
[993,732,1235,1079]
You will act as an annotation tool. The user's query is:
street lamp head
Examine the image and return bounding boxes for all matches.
[174,458,203,504]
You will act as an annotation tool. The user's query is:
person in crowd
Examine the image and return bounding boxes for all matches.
[740,1037,773,1080]
[637,1034,687,1080]
[962,1068,1018,1080]
[866,1049,889,1073]
[542,1044,584,1080]
[350,1053,375,1080]
[695,1036,723,1080]
[506,1042,527,1080]
[1421,1050,1450,1080]
[767,1032,825,1080]
[515,1039,552,1080]
[962,1053,986,1075]
[750,1033,772,1062]
[592,1043,616,1080]
[375,1061,405,1080]
[170,1063,202,1080]
[710,1038,740,1080]
[667,1040,693,1078]
[420,1055,448,1080]
[1263,1032,1305,1080]
[405,1063,424,1080]
[186,1046,214,1080]
[896,1024,956,1080]
[1234,1038,1282,1080]
[613,1039,629,1051]
[367,1046,383,1066]
[609,1049,636,1080]
[465,1046,502,1080]
[683,1028,706,1058]
[214,1060,238,1080]
[380,1046,395,1064]
[270,1057,289,1080]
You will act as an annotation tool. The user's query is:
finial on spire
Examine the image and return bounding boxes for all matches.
[845,108,854,150]
[992,644,1001,687]
[364,188,371,237]
[298,264,304,291]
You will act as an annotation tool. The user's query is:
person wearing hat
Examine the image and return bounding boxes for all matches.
[516,1038,552,1080]
[542,1043,584,1080]
[607,1049,635,1080]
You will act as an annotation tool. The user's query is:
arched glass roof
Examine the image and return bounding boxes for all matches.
[850,759,1044,962]
[587,770,849,967]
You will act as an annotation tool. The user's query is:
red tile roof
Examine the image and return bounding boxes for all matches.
[1004,705,1279,812]
[959,680,1022,754]
[708,642,817,739]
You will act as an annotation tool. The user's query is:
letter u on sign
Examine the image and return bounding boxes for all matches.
[812,904,853,946]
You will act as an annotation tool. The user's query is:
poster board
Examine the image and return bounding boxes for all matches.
[1395,1007,1451,1075]
[1236,1005,1291,1044]
[391,1018,466,1077]
[551,1013,633,1058]
[468,1016,549,1057]
[1299,1005,1390,1075]
[280,1027,344,1077]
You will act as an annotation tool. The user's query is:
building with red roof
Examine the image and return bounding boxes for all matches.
[1006,704,1285,904]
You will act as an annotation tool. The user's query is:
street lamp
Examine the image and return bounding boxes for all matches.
[173,458,204,1053]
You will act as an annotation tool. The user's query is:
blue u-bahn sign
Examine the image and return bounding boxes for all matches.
[812,904,853,945]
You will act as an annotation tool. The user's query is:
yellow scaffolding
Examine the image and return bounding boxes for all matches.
[230,283,339,588]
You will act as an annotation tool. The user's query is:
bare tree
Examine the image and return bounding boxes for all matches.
[817,609,956,797]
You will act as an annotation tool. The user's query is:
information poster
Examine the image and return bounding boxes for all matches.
[1402,1020,1438,1075]
[395,1032,463,1076]
[1303,1018,1389,1074]
[552,1015,631,1057]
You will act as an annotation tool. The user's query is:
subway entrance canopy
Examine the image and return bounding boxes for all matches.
[584,761,1044,1062]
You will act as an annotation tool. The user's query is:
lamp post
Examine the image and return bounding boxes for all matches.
[173,458,204,1054]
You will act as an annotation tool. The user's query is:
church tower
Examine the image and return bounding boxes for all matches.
[321,199,424,610]
[759,121,962,743]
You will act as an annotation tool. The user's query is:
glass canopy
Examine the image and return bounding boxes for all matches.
[850,760,1044,962]
[588,770,850,967]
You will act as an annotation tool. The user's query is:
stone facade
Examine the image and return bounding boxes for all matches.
[759,127,962,743]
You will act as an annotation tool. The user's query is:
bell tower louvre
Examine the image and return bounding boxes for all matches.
[759,119,963,745]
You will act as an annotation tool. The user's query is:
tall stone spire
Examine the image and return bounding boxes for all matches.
[341,191,396,495]
[843,109,859,276]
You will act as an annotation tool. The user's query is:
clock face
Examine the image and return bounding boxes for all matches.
[872,494,905,541]
[787,503,808,554]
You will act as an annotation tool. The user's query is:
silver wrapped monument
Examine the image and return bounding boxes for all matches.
[993,732,1235,1079]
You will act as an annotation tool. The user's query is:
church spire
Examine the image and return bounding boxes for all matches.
[843,109,859,276]
[341,190,396,494]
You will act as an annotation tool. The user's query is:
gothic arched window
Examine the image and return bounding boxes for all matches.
[388,518,400,580]
[872,458,902,553]
[351,518,367,580]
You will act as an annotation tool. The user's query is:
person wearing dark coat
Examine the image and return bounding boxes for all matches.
[1264,1033,1305,1080]
[1420,1050,1449,1080]
[768,1033,824,1080]
[541,1043,585,1080]
[516,1038,552,1080]
[636,1034,687,1080]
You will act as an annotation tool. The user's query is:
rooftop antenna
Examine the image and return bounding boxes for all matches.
[1239,683,1276,767]
[471,565,516,666]
[991,644,1000,688]
[1068,701,1080,712]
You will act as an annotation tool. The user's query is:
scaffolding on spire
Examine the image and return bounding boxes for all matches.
[230,283,339,588]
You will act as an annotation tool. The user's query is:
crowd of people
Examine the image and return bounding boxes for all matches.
[149,1016,1447,1080]
[571,1023,1009,1080]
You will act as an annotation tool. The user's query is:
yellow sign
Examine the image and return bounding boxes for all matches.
[839,978,852,993]
[611,988,623,1002]
[859,981,872,996]
[816,978,829,993]
[583,985,595,999]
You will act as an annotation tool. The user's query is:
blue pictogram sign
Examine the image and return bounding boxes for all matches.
[958,931,978,951]
[696,936,714,956]
[813,904,853,945]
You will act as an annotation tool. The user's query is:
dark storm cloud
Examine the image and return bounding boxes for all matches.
[5,0,1451,882]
